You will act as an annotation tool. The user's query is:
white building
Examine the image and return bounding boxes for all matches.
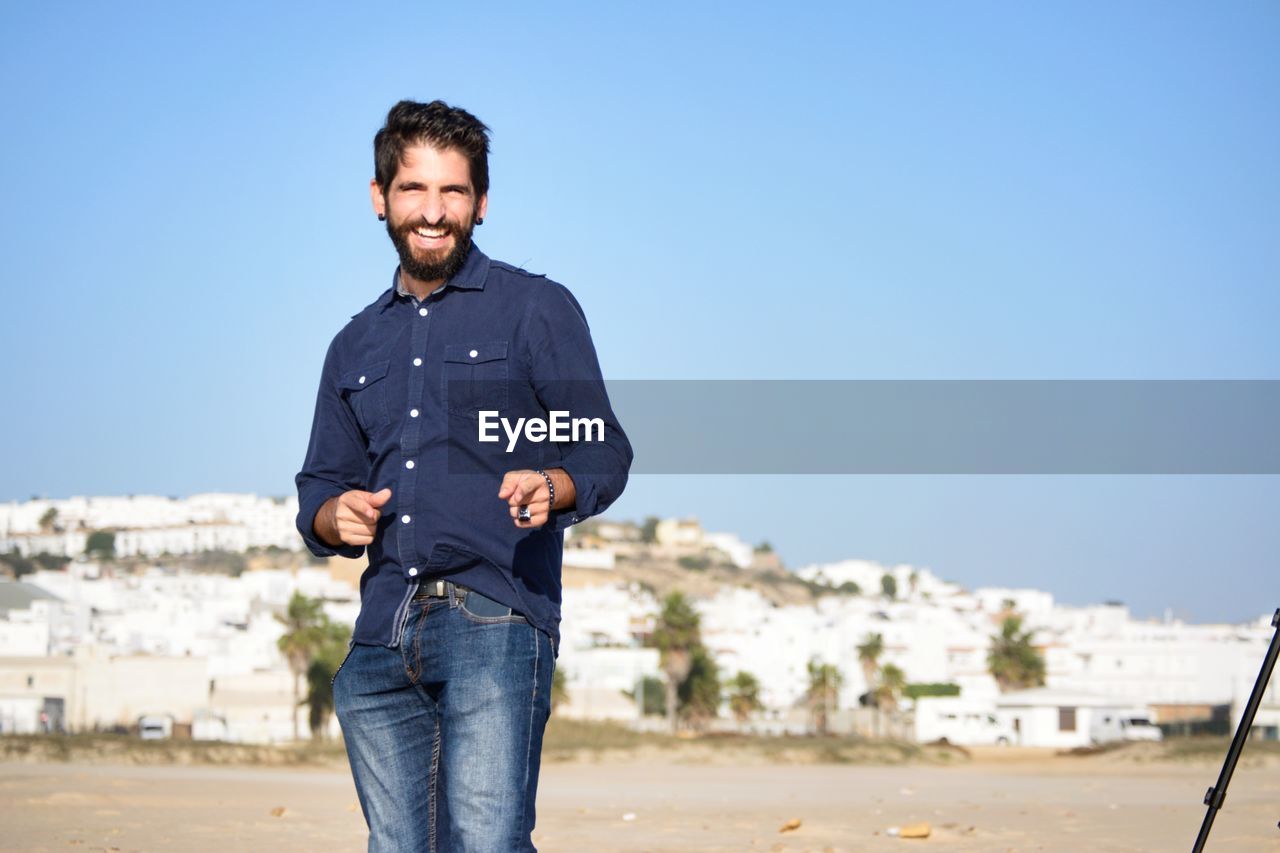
[556,647,661,722]
[995,687,1135,748]
[703,532,754,569]
[0,581,73,656]
[0,531,86,558]
[0,493,304,557]
[5,518,1278,742]
[562,547,616,571]
[1036,602,1275,713]
[654,517,703,547]
[795,559,964,601]
[557,582,661,721]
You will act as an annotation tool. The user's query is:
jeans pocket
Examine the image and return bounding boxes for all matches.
[458,589,528,624]
[330,640,357,688]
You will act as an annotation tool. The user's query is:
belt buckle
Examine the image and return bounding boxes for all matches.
[413,579,448,601]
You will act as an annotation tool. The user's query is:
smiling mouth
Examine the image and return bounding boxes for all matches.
[413,225,448,239]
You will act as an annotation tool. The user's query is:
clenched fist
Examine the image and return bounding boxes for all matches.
[497,468,576,529]
[315,488,392,548]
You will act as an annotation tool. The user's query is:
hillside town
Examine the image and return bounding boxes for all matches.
[1,493,1276,748]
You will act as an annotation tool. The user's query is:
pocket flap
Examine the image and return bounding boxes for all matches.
[443,342,508,364]
[423,542,485,574]
[338,359,391,391]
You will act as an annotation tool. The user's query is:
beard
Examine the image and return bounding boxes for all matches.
[386,212,476,284]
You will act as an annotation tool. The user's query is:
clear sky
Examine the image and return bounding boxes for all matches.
[1,2,1276,624]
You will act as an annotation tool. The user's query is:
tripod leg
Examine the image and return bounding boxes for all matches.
[1192,607,1280,853]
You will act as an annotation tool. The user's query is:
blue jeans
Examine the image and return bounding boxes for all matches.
[333,585,555,852]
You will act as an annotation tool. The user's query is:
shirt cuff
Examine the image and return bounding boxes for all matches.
[296,488,366,560]
[547,463,599,532]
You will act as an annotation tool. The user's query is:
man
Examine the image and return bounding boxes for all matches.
[295,99,632,851]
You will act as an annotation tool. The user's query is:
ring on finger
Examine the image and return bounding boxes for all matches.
[518,505,531,521]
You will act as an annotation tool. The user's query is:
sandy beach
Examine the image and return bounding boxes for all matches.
[3,747,1278,852]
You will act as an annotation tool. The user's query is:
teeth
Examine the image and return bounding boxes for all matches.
[414,227,446,238]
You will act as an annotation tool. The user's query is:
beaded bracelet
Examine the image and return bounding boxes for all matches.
[533,468,555,510]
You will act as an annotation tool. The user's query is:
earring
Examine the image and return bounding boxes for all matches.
[475,216,484,225]
[377,213,386,221]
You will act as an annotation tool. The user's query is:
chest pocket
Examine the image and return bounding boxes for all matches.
[339,359,392,437]
[443,341,509,417]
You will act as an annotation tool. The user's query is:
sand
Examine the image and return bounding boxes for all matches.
[2,752,1278,851]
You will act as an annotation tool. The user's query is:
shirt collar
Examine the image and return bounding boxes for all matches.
[380,241,491,310]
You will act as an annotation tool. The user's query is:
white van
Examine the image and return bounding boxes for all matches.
[1090,708,1162,744]
[137,714,174,740]
[915,697,1017,746]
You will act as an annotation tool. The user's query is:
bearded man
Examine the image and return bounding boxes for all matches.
[295,99,632,851]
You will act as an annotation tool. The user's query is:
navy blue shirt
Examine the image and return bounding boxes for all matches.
[295,243,632,653]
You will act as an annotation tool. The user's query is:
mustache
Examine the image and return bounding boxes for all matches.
[392,216,464,237]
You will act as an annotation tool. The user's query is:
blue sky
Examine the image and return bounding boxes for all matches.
[1,2,1276,623]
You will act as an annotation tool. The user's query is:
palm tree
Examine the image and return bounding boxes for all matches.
[679,646,721,730]
[654,591,701,733]
[805,658,844,735]
[857,632,886,737]
[872,663,908,739]
[874,664,905,709]
[303,620,351,740]
[988,614,1046,692]
[551,667,569,714]
[856,632,884,693]
[276,592,327,741]
[726,671,763,726]
[38,507,58,533]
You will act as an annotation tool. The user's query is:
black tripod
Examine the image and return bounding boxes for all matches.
[1192,607,1280,852]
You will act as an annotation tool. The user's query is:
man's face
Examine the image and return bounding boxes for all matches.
[371,143,488,285]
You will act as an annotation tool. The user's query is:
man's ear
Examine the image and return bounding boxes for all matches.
[370,178,387,220]
[475,193,488,225]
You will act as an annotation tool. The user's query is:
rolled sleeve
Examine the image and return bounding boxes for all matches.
[527,282,633,529]
[294,336,369,559]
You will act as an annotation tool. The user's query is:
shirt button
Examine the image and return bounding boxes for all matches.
[358,376,366,384]
[413,357,422,367]
[408,567,418,577]
[469,349,478,358]
[410,408,419,418]
[419,307,429,317]
[401,514,411,524]
[405,460,415,469]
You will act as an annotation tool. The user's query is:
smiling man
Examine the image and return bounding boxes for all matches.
[295,99,632,852]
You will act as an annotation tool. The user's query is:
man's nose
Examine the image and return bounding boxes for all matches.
[418,191,446,225]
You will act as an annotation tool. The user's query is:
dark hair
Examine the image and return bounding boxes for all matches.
[374,100,491,197]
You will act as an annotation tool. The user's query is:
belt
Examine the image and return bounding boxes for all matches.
[412,579,468,602]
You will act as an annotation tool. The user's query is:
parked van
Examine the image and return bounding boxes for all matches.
[137,714,174,740]
[1090,708,1162,744]
[914,697,1017,746]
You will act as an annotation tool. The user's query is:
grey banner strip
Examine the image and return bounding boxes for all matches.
[603,380,1280,474]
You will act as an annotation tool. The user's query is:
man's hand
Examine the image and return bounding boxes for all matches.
[315,488,392,548]
[498,469,576,529]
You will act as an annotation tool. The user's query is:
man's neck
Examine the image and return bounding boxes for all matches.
[397,269,444,302]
